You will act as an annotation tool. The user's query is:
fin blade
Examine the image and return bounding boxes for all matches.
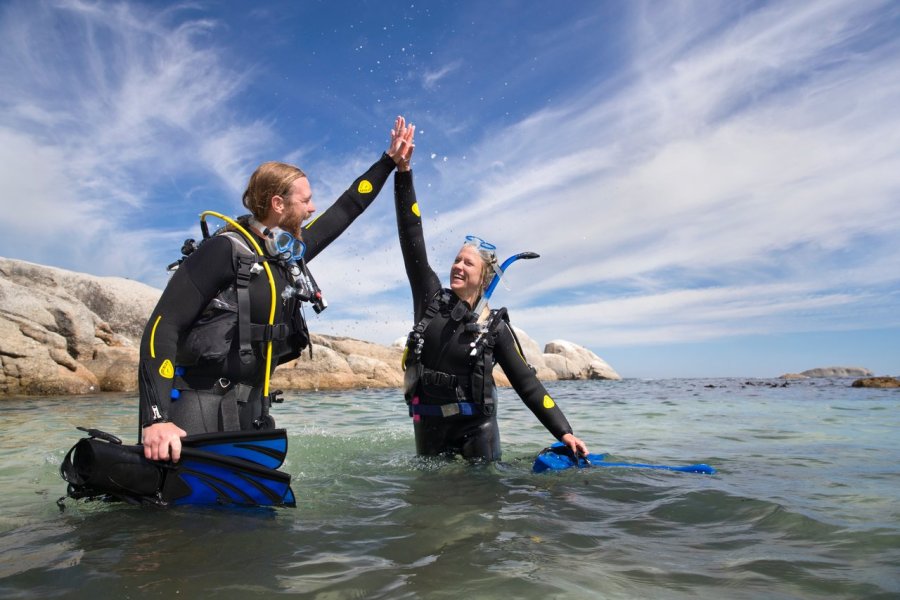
[181,429,288,469]
[164,448,295,506]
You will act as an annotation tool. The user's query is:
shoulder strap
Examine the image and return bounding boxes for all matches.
[219,232,259,374]
[406,289,452,366]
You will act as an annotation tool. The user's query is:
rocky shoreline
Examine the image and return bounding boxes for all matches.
[0,257,622,398]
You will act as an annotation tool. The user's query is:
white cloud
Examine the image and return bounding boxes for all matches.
[0,0,271,280]
[422,60,462,90]
[388,0,900,349]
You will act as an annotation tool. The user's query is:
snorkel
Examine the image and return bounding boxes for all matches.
[465,236,540,358]
[472,250,540,318]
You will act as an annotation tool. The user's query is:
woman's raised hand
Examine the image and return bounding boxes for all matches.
[388,115,415,171]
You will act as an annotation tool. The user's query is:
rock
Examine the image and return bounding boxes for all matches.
[1,257,622,396]
[851,376,900,388]
[779,373,809,379]
[543,339,622,380]
[800,366,874,378]
[271,335,403,391]
[1,258,156,396]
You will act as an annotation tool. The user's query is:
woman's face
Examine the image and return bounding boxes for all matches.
[450,245,485,304]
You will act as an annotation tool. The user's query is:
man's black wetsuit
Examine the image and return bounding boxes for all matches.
[394,169,573,461]
[139,154,396,437]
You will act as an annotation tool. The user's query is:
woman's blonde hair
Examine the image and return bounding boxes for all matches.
[242,161,306,220]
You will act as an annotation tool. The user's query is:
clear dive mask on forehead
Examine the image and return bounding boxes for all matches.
[463,234,498,271]
[463,235,496,253]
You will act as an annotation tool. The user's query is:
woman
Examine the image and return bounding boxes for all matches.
[392,118,588,461]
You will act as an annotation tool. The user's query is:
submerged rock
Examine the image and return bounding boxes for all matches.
[851,376,900,388]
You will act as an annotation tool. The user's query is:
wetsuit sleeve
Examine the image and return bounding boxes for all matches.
[494,322,574,440]
[302,153,396,261]
[137,237,235,431]
[394,170,442,321]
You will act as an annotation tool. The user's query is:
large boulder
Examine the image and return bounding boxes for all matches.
[0,257,158,396]
[801,366,874,378]
[543,340,622,380]
[1,257,622,396]
[271,334,403,390]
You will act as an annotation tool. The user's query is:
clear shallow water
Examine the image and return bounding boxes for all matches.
[0,379,897,599]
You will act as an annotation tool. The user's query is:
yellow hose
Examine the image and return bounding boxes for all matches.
[199,211,277,398]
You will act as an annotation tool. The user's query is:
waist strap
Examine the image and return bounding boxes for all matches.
[420,368,471,389]
[409,401,484,418]
[171,373,257,431]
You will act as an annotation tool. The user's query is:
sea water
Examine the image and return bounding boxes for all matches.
[0,379,897,599]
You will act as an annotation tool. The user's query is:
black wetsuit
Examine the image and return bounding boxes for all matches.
[139,154,396,437]
[394,170,573,461]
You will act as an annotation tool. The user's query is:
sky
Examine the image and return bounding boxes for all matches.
[1,0,898,379]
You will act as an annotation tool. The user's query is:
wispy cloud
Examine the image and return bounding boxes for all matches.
[0,0,270,283]
[422,60,462,90]
[390,0,900,350]
[1,0,897,370]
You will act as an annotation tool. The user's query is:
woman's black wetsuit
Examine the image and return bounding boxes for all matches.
[394,169,573,461]
[138,154,396,437]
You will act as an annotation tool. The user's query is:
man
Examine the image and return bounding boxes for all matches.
[139,117,415,462]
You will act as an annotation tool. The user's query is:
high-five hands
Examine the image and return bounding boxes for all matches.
[388,115,415,172]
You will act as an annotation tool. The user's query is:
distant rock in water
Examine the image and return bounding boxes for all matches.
[800,366,874,378]
[0,257,621,397]
[542,339,622,381]
[851,376,900,388]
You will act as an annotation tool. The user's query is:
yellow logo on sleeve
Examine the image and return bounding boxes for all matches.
[542,395,556,409]
[411,202,421,217]
[159,359,175,379]
[358,180,373,194]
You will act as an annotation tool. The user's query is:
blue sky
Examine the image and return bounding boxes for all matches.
[1,0,898,378]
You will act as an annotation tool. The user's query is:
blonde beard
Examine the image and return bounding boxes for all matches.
[282,211,304,238]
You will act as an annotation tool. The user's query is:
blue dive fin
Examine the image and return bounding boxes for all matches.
[60,428,296,507]
[165,447,296,506]
[181,429,289,469]
[532,442,715,475]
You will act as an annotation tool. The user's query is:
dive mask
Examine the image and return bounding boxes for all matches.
[266,228,306,262]
[250,217,306,261]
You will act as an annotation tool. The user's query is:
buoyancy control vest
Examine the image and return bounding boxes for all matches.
[402,289,520,419]
[172,224,313,383]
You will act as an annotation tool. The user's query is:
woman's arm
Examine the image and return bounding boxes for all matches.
[493,322,588,455]
[394,168,441,321]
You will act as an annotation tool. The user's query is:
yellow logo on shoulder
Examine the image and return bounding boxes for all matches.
[411,202,421,217]
[159,359,175,379]
[542,395,555,409]
[358,180,373,194]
